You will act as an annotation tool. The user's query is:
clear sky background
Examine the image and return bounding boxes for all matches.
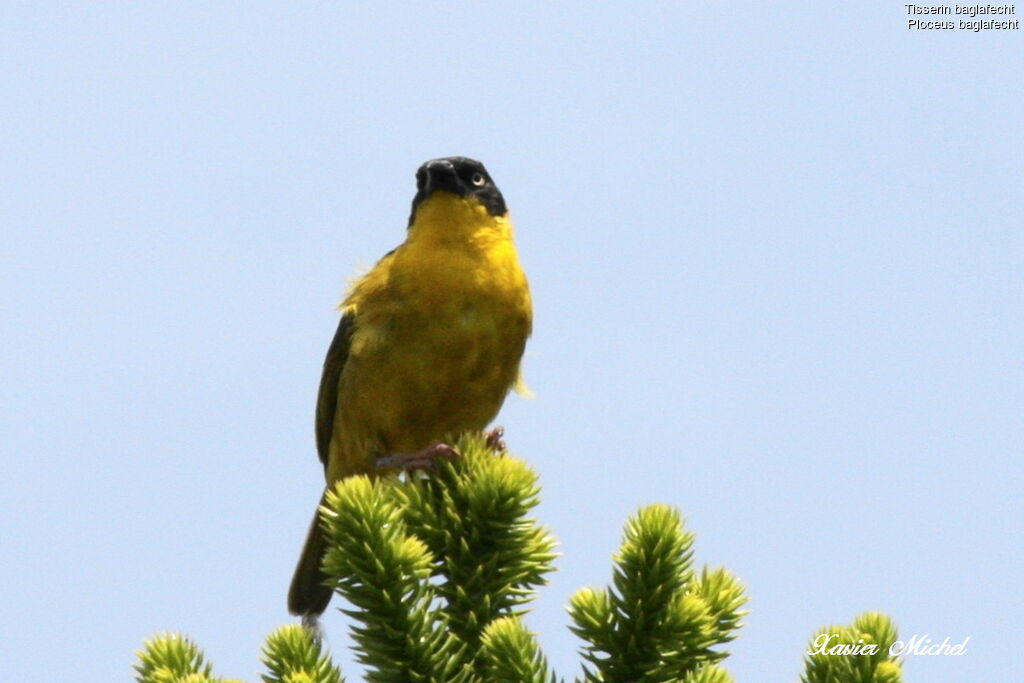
[2,3,1021,682]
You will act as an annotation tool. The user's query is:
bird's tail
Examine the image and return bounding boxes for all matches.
[287,492,333,619]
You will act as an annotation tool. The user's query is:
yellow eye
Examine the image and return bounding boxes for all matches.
[471,173,485,186]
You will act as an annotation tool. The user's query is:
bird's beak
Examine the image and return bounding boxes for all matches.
[424,158,460,195]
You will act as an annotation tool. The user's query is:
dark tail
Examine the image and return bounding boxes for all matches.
[287,493,333,618]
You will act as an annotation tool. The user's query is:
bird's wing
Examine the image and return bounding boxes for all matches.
[315,311,355,469]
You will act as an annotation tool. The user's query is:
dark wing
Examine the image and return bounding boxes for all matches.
[315,311,355,468]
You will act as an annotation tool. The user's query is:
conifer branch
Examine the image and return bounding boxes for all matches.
[568,505,747,681]
[478,616,557,683]
[801,612,903,683]
[395,434,557,652]
[135,433,903,683]
[134,633,240,683]
[319,475,466,682]
[261,624,344,683]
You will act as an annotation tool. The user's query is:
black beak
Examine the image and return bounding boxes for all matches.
[424,158,460,194]
[426,158,455,173]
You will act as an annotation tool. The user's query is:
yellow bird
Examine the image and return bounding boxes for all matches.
[287,157,532,619]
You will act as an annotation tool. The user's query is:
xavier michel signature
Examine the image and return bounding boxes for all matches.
[808,633,970,657]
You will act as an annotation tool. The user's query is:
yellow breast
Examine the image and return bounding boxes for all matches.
[327,193,531,481]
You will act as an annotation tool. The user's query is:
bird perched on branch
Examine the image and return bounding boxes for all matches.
[288,157,532,620]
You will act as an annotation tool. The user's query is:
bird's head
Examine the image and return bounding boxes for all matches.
[408,157,508,231]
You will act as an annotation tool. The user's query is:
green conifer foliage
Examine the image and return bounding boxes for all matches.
[801,613,903,683]
[135,434,903,682]
[261,624,344,683]
[567,505,746,682]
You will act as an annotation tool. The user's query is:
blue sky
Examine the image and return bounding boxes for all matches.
[2,3,1021,681]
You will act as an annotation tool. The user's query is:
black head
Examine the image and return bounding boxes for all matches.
[408,156,507,226]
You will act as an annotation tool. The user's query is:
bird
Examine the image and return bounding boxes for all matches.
[287,156,532,620]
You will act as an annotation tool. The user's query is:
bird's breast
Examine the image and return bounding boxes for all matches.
[339,237,531,458]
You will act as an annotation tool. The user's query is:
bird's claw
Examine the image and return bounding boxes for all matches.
[375,442,460,471]
[484,426,507,452]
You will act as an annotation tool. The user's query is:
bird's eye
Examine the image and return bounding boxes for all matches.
[471,173,486,186]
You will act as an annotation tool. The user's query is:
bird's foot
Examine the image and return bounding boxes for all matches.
[483,425,507,453]
[375,442,460,471]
